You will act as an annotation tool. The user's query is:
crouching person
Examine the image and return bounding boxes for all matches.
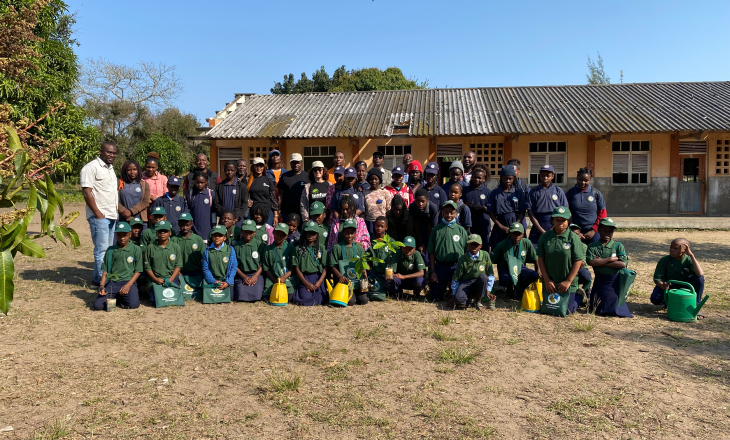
[94,222,142,310]
[650,237,705,312]
[586,218,632,317]
[489,222,539,298]
[144,220,182,306]
[450,234,495,310]
[385,236,427,300]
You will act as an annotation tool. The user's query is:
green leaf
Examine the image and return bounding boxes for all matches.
[14,151,27,176]
[355,260,363,275]
[57,225,69,245]
[66,227,80,247]
[391,241,404,248]
[46,173,62,217]
[6,127,20,152]
[372,242,385,249]
[349,257,359,263]
[16,237,45,258]
[0,220,23,249]
[371,257,385,264]
[0,250,15,314]
[362,261,370,270]
[0,199,13,208]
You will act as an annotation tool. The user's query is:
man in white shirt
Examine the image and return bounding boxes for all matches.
[80,142,119,286]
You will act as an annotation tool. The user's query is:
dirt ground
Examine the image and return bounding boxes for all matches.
[1,203,729,439]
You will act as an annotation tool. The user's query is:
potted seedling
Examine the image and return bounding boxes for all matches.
[370,235,405,280]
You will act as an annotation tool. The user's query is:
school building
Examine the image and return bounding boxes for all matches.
[195,81,730,216]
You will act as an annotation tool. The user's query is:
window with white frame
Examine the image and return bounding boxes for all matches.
[302,146,336,170]
[377,145,412,169]
[529,141,567,185]
[612,141,650,184]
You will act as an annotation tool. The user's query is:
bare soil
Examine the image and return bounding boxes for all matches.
[2,204,729,439]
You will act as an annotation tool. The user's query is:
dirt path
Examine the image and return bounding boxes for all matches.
[1,204,729,439]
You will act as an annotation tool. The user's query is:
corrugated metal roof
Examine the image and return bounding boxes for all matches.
[206,82,730,139]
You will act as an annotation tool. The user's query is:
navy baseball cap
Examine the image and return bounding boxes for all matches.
[269,149,281,156]
[425,162,439,174]
[168,176,181,186]
[392,166,405,176]
[344,167,357,178]
[540,164,555,173]
[333,166,345,175]
[373,151,384,158]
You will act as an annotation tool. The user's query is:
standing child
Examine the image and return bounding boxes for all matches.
[487,166,526,251]
[442,183,471,234]
[233,220,266,302]
[309,201,329,249]
[151,176,188,234]
[386,236,427,300]
[569,224,593,307]
[407,161,424,193]
[409,188,439,268]
[587,218,632,317]
[219,211,241,246]
[385,166,412,206]
[367,216,393,299]
[327,197,371,251]
[174,213,205,295]
[325,166,345,211]
[385,195,415,244]
[202,225,237,297]
[330,167,365,218]
[285,213,301,246]
[490,223,539,299]
[441,161,464,195]
[263,223,296,299]
[144,220,182,306]
[428,201,468,301]
[214,160,249,227]
[354,161,371,192]
[363,168,393,234]
[423,162,447,210]
[526,165,568,247]
[185,171,215,244]
[292,221,328,306]
[94,222,143,310]
[129,217,144,248]
[251,205,274,245]
[462,167,491,250]
[328,219,369,306]
[450,234,495,310]
[650,238,705,311]
[142,206,167,247]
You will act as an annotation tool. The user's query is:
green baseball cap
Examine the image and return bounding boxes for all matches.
[274,223,289,234]
[210,224,227,236]
[403,236,416,247]
[569,223,580,230]
[303,220,320,233]
[129,217,144,226]
[551,206,571,220]
[154,220,172,231]
[115,222,131,233]
[151,206,166,216]
[241,219,256,232]
[509,222,524,233]
[309,201,325,215]
[599,218,617,228]
[442,200,458,210]
[341,219,357,230]
[466,234,482,244]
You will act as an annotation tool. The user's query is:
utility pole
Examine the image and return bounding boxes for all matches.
[620,70,624,84]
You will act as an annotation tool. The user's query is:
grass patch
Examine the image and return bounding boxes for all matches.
[438,315,454,326]
[355,324,384,340]
[572,313,598,332]
[428,326,458,341]
[268,369,304,392]
[32,418,70,440]
[438,347,479,365]
[548,393,622,425]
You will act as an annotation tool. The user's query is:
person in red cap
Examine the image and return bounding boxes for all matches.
[407,160,424,193]
[402,153,413,183]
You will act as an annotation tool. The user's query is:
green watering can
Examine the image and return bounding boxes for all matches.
[664,280,709,322]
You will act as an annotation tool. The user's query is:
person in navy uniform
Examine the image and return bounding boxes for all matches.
[151,176,188,235]
[462,166,491,251]
[185,171,215,243]
[526,165,568,248]
[440,161,464,195]
[486,166,526,251]
[506,158,529,192]
[566,167,607,245]
[330,167,365,218]
[409,188,439,268]
[422,162,447,210]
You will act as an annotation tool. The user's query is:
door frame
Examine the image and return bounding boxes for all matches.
[678,153,706,214]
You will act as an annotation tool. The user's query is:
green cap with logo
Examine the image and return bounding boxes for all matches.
[599,218,617,228]
[154,220,172,231]
[210,224,227,236]
[551,206,571,220]
[442,200,458,210]
[569,223,580,230]
[303,220,320,233]
[466,234,482,244]
[241,219,256,232]
[509,222,524,233]
[341,219,357,230]
[115,222,131,233]
[151,206,166,216]
[274,223,289,234]
[178,212,193,222]
[129,217,144,226]
[403,236,416,247]
[309,201,325,215]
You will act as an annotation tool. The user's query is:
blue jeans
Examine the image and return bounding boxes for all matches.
[88,217,117,284]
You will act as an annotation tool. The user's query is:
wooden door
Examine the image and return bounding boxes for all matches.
[678,155,706,214]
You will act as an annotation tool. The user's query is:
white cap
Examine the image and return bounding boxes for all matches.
[311,160,325,168]
[290,153,303,162]
[252,157,265,165]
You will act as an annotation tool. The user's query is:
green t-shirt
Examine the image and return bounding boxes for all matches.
[490,237,537,268]
[427,222,468,264]
[369,236,395,276]
[453,250,494,281]
[653,255,695,284]
[141,227,158,248]
[536,228,584,288]
[103,243,143,281]
[173,232,205,274]
[327,242,364,267]
[144,240,183,279]
[292,244,327,274]
[586,240,628,275]
[391,249,426,275]
[254,225,270,245]
[224,226,242,246]
[207,243,233,280]
[234,239,266,273]
[263,241,293,277]
[317,222,330,249]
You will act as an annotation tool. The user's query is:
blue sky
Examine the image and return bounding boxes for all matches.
[66,0,730,124]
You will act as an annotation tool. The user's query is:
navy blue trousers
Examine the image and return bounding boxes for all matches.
[528,212,553,248]
[94,280,140,310]
[454,274,489,306]
[430,260,458,301]
[650,275,705,306]
[386,276,426,297]
[498,266,539,298]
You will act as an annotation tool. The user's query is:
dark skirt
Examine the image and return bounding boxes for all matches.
[233,271,264,302]
[528,212,553,247]
[292,272,326,306]
[591,272,633,317]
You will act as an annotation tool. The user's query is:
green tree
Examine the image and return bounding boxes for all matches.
[135,133,189,177]
[586,52,611,85]
[271,65,428,94]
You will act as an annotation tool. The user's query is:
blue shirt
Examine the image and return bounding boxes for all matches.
[565,184,606,232]
[186,188,215,242]
[202,242,237,285]
[516,178,530,193]
[151,193,188,234]
[441,180,463,198]
[487,185,526,216]
[463,184,491,234]
[526,183,568,213]
[287,231,301,246]
[424,184,447,210]
[331,187,365,213]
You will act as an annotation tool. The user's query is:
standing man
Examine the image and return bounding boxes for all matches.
[402,153,413,183]
[328,151,346,184]
[81,142,119,286]
[462,151,477,185]
[237,159,248,184]
[184,153,221,191]
[372,151,392,186]
[278,153,310,221]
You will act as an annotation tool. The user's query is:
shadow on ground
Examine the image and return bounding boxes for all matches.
[20,265,92,287]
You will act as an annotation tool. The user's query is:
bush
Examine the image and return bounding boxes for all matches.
[135,133,189,177]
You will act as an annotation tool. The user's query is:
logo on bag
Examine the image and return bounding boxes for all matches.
[262,234,268,242]
[480,194,486,200]
[588,196,595,202]
[479,265,485,272]
[548,293,560,304]
[552,194,558,201]
[192,243,198,250]
[513,265,519,276]
[212,288,222,294]
[252,251,259,259]
[563,243,571,250]
[371,279,380,291]
[347,268,357,279]
[170,254,176,261]
[223,256,229,263]
[453,235,460,242]
[185,284,194,292]
[127,256,134,263]
[162,288,175,298]
[521,250,526,256]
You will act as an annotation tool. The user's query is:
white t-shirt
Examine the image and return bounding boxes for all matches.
[80,157,119,220]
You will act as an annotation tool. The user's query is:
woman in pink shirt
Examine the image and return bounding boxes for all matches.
[141,152,168,202]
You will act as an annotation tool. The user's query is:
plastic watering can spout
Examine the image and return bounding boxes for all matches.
[326,279,333,295]
[690,295,710,318]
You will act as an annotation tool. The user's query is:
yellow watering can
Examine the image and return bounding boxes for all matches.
[326,279,353,307]
[269,278,288,306]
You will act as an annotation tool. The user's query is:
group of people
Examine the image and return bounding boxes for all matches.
[79,143,706,317]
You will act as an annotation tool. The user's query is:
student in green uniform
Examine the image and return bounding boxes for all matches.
[233,219,266,301]
[328,219,369,306]
[203,224,237,293]
[536,206,585,314]
[309,201,329,249]
[650,237,705,310]
[129,217,144,248]
[450,234,495,310]
[174,213,205,275]
[569,223,593,307]
[428,200,468,301]
[219,211,241,246]
[144,220,183,306]
[292,221,328,306]
[490,222,539,298]
[587,218,632,317]
[263,223,296,298]
[367,216,393,298]
[142,206,167,247]
[385,236,427,299]
[94,222,143,310]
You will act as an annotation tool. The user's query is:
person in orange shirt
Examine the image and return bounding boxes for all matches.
[327,151,346,184]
